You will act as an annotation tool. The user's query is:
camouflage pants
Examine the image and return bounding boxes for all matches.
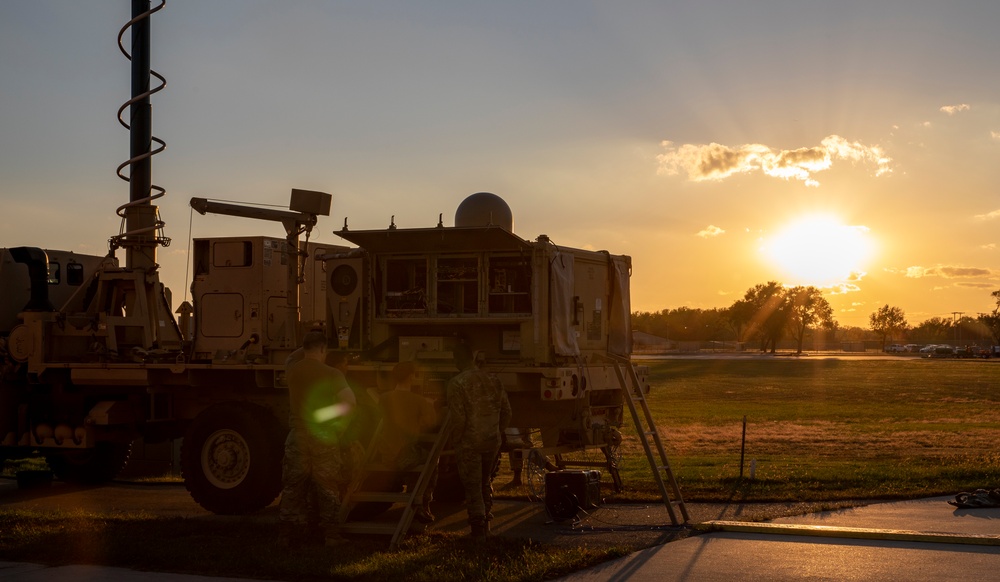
[454,445,499,522]
[279,429,347,527]
[343,440,365,480]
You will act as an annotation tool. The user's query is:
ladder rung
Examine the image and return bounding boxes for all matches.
[362,465,424,475]
[349,492,410,503]
[338,411,454,546]
[613,359,688,525]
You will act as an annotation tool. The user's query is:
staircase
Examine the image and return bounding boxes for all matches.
[335,411,452,549]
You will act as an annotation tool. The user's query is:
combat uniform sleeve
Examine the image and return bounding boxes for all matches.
[331,369,357,406]
[336,386,357,406]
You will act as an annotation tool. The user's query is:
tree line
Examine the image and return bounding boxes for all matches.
[868,290,1000,349]
[632,284,1000,353]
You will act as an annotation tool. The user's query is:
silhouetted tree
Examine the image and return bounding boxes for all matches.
[977,290,1000,345]
[726,299,754,345]
[910,316,952,344]
[785,286,834,354]
[742,281,787,353]
[869,304,908,350]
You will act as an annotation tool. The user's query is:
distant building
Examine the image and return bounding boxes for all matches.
[633,331,674,353]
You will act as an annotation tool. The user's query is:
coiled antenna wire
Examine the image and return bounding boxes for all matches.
[110,0,170,256]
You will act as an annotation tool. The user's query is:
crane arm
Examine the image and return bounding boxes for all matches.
[189,198,317,236]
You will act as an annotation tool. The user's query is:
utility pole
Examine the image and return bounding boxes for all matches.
[952,311,964,345]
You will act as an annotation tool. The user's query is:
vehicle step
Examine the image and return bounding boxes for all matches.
[349,492,410,503]
[334,522,399,535]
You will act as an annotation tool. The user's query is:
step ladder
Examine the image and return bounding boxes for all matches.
[335,410,452,549]
[611,357,689,525]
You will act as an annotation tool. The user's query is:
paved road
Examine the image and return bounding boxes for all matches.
[634,352,943,361]
[4,477,1000,581]
[558,496,1000,581]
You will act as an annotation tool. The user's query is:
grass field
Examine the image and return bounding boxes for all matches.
[604,357,1000,502]
[3,357,1000,581]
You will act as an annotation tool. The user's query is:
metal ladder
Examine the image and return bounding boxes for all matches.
[611,357,689,525]
[335,411,452,549]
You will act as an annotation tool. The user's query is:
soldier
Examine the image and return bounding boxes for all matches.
[332,351,379,482]
[279,331,356,547]
[446,347,511,538]
[379,360,439,523]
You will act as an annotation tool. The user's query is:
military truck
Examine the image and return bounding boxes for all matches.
[0,1,640,515]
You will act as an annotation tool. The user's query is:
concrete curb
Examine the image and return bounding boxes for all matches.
[696,520,1000,546]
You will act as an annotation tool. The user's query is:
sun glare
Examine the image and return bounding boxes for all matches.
[761,215,874,286]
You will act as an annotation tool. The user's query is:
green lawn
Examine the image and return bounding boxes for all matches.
[604,358,1000,501]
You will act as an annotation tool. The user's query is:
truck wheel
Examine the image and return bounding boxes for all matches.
[45,441,132,484]
[181,402,285,515]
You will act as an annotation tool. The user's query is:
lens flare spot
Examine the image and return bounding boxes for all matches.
[313,402,351,423]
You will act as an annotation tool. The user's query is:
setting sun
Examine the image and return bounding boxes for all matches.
[761,215,875,287]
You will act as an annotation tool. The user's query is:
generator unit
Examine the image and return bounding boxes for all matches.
[545,470,602,521]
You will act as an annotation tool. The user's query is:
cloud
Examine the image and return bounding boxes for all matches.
[975,209,1000,220]
[846,271,866,282]
[992,131,1000,141]
[955,282,995,289]
[696,225,725,238]
[657,135,891,187]
[982,243,996,251]
[904,265,994,279]
[940,103,971,115]
[827,283,861,295]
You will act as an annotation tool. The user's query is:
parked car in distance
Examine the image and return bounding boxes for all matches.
[919,344,939,354]
[884,344,906,353]
[955,346,991,359]
[904,344,922,353]
[929,345,956,358]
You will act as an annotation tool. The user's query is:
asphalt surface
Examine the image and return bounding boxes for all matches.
[557,496,1000,581]
[3,478,1000,581]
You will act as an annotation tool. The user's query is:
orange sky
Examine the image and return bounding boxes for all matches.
[3,2,1000,329]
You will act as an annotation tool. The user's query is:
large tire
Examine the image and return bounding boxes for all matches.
[46,441,132,485]
[181,402,285,515]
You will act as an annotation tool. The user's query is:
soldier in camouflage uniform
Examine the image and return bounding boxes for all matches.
[279,332,356,547]
[446,347,511,538]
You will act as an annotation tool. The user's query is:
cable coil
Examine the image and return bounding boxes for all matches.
[110,0,170,253]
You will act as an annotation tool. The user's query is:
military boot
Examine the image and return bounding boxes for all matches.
[469,516,489,539]
[414,501,435,524]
